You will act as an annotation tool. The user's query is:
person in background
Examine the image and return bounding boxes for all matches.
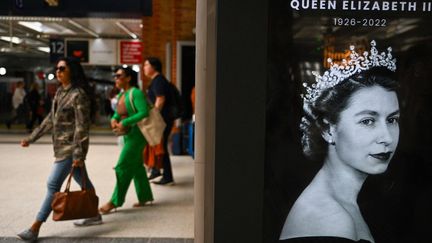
[17,57,101,242]
[191,85,195,114]
[108,86,121,117]
[26,82,44,133]
[6,81,27,129]
[99,67,153,214]
[109,86,124,147]
[144,57,175,186]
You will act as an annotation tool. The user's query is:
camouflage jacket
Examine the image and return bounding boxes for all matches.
[26,84,91,162]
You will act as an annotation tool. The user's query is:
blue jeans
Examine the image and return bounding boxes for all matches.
[36,157,94,222]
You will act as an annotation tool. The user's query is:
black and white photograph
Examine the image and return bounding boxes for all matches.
[264,1,432,243]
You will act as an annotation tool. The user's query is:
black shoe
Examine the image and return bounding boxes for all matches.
[152,178,175,186]
[148,172,162,181]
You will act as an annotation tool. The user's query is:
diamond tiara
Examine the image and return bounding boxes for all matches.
[302,40,397,104]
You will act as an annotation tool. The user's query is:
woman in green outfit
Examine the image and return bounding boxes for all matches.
[100,67,153,214]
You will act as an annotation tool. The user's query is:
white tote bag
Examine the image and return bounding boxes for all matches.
[129,91,166,146]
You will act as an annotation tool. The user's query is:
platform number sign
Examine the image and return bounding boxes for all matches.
[50,39,65,63]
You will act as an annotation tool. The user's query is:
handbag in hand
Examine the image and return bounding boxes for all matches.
[129,90,166,146]
[51,166,99,221]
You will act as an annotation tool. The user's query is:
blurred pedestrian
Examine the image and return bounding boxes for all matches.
[25,82,44,133]
[6,81,27,129]
[17,57,101,242]
[191,85,195,114]
[107,86,120,117]
[109,86,124,147]
[144,57,175,185]
[99,67,153,214]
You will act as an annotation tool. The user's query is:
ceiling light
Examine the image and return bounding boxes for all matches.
[0,16,63,22]
[132,65,140,72]
[68,19,99,38]
[0,36,22,44]
[18,21,44,32]
[37,47,50,53]
[116,22,139,39]
[18,21,74,35]
[0,67,6,75]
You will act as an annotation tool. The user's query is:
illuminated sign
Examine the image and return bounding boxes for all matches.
[119,41,143,64]
[66,40,89,63]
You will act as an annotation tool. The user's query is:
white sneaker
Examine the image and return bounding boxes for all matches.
[73,214,103,227]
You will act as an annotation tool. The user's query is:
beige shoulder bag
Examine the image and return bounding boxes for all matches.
[129,90,166,146]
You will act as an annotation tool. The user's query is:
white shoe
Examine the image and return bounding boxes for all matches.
[73,214,103,227]
[17,228,38,241]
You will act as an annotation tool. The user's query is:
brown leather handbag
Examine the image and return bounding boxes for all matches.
[51,166,99,221]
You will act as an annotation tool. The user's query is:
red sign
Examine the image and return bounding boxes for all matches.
[120,41,143,64]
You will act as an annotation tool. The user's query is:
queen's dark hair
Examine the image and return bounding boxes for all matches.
[300,67,399,161]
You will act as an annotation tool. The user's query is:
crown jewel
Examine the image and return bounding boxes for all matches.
[302,40,397,104]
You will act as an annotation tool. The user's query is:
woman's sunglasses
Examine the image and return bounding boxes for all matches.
[113,74,124,79]
[55,66,67,72]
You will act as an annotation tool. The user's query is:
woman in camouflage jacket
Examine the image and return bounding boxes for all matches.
[17,57,100,242]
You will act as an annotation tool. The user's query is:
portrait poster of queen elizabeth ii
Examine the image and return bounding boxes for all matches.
[264,1,432,243]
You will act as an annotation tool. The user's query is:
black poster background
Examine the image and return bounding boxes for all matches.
[264,1,432,243]
[66,40,89,63]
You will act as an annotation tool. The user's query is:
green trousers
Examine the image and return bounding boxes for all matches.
[111,126,153,207]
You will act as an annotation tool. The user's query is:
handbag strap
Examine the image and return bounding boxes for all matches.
[128,89,137,113]
[63,166,88,192]
[128,88,153,113]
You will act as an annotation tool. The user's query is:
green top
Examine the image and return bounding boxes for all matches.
[112,87,149,127]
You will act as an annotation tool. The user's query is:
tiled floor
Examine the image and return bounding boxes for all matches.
[0,237,194,242]
[0,134,194,242]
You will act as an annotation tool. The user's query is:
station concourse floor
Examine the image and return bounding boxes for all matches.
[0,130,194,243]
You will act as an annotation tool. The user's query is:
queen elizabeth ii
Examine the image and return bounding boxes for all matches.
[280,41,400,243]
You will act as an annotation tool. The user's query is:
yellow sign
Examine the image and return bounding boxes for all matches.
[45,0,59,7]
